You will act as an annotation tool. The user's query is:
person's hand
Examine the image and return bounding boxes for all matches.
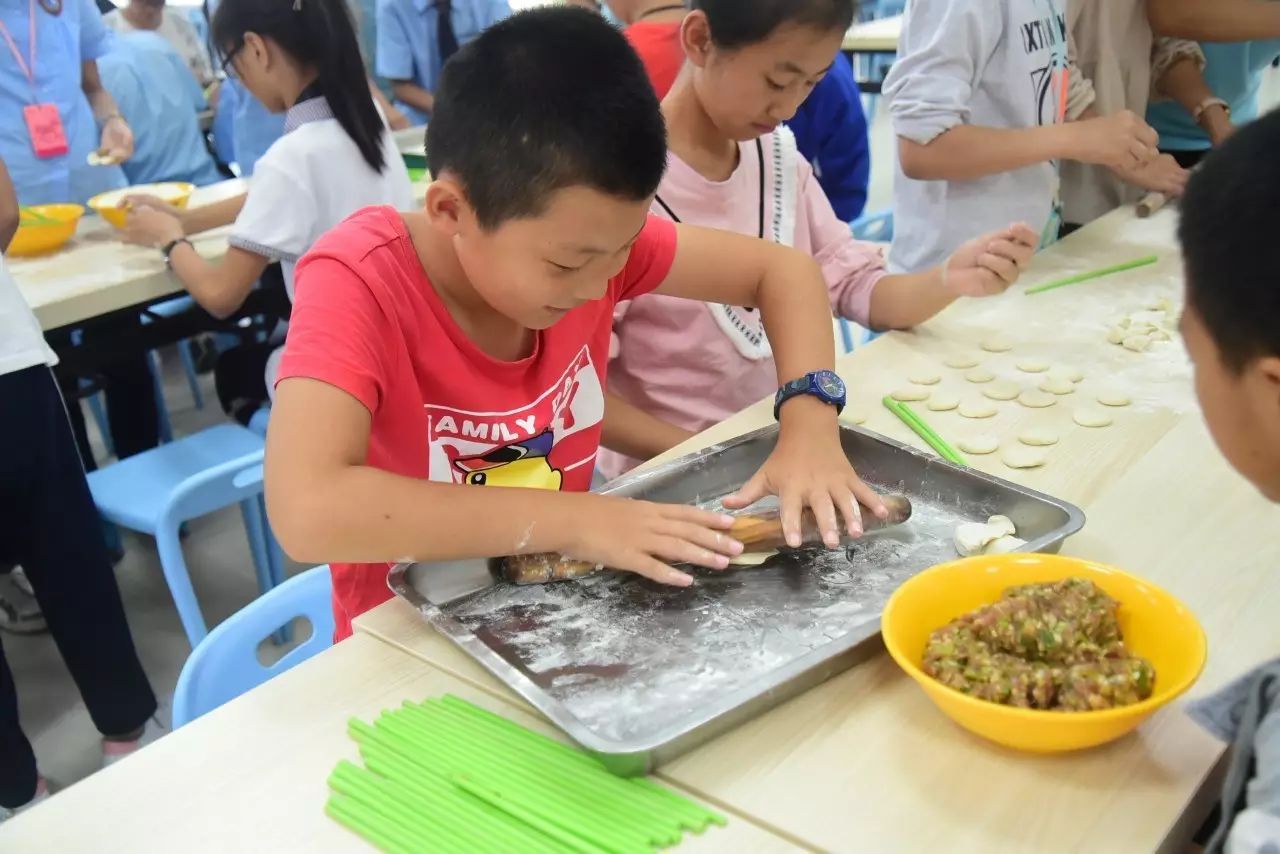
[724,399,888,547]
[385,104,411,131]
[1069,110,1158,171]
[123,205,184,248]
[99,114,134,164]
[941,223,1039,298]
[1111,153,1188,197]
[562,494,742,586]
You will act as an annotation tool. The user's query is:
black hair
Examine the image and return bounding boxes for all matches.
[691,0,856,49]
[426,7,666,230]
[212,0,387,173]
[1178,107,1280,372]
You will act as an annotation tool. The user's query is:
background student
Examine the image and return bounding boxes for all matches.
[104,0,217,89]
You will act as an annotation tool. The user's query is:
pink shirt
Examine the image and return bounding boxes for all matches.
[601,128,888,478]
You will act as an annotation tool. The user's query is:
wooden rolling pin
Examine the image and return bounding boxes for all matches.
[499,494,913,585]
[1136,191,1169,218]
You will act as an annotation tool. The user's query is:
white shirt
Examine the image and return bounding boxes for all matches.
[0,256,56,376]
[103,8,215,87]
[228,97,416,298]
[884,0,1069,272]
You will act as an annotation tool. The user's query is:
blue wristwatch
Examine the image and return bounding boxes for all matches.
[774,370,846,419]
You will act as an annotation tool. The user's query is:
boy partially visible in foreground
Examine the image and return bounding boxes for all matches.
[265,8,929,637]
[1178,108,1280,851]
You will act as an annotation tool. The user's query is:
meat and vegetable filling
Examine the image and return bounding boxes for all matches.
[922,578,1155,711]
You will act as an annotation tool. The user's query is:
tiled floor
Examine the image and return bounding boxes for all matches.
[10,66,1280,804]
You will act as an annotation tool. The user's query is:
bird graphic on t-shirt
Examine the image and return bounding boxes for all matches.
[452,430,564,490]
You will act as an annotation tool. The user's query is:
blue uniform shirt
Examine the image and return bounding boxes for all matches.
[206,0,284,175]
[0,0,126,205]
[97,31,221,187]
[786,52,871,223]
[1148,39,1280,152]
[375,0,510,126]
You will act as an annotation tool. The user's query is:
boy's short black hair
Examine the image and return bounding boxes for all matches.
[691,0,856,50]
[1179,108,1280,372]
[426,7,667,230]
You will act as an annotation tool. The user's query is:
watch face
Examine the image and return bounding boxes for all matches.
[816,371,845,397]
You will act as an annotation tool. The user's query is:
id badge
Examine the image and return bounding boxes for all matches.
[23,104,69,159]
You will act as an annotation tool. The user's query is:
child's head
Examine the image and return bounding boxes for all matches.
[1178,109,1280,501]
[424,8,667,330]
[212,0,387,173]
[678,0,854,141]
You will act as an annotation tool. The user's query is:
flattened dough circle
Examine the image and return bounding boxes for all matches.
[1017,389,1055,408]
[964,368,995,384]
[958,398,997,419]
[926,391,960,412]
[957,434,999,455]
[944,353,980,369]
[1097,389,1132,407]
[839,410,868,426]
[1073,406,1114,428]
[1038,375,1075,395]
[1018,426,1059,446]
[1001,444,1047,469]
[729,550,777,567]
[891,385,931,402]
[908,370,942,386]
[1016,359,1050,373]
[982,380,1019,401]
[980,334,1014,353]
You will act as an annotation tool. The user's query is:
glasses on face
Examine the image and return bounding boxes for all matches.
[219,43,245,79]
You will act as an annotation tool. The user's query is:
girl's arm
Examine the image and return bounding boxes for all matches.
[126,194,248,236]
[1157,53,1234,146]
[1146,0,1280,40]
[600,391,695,462]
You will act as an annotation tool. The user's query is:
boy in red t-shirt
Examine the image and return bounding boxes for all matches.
[266,8,932,638]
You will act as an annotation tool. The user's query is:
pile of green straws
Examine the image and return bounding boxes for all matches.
[326,694,726,853]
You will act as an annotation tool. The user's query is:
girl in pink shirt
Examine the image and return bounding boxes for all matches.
[600,0,1039,477]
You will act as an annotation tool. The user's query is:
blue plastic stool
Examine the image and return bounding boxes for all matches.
[87,424,286,647]
[144,297,205,411]
[172,565,333,727]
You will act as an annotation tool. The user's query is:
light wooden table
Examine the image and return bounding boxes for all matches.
[0,633,794,852]
[352,205,1280,851]
[843,14,901,53]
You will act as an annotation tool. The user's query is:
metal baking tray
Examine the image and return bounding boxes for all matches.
[387,424,1085,775]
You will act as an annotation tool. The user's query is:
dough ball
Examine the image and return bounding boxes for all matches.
[839,410,868,426]
[1096,389,1132,407]
[1001,444,1047,469]
[985,535,1027,555]
[954,521,998,556]
[986,515,1017,538]
[980,335,1014,353]
[1122,334,1152,352]
[1015,359,1050,373]
[1073,406,1114,428]
[958,398,997,419]
[1038,375,1075,395]
[908,370,942,386]
[1017,389,1055,408]
[891,385,931,402]
[944,353,980,369]
[982,380,1019,401]
[926,391,960,412]
[964,368,995,384]
[1018,426,1060,446]
[957,433,999,455]
[1106,326,1127,345]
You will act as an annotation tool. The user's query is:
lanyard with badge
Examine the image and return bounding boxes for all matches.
[0,0,70,159]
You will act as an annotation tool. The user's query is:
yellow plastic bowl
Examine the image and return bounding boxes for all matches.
[882,553,1207,753]
[7,204,85,257]
[88,182,195,229]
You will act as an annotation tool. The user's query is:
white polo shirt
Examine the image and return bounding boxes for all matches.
[0,256,56,377]
[228,96,416,300]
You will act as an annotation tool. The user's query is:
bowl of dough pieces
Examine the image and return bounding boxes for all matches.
[88,182,195,229]
[881,553,1206,753]
[8,204,85,257]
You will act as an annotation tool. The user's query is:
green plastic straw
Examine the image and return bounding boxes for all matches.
[1024,254,1158,295]
[883,397,967,466]
[453,775,616,854]
[327,795,417,854]
[330,763,486,853]
[18,207,56,226]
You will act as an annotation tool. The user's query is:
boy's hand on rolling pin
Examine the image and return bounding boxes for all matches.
[563,494,743,587]
[1069,110,1158,171]
[723,398,888,548]
[942,223,1039,297]
[122,205,184,248]
[1111,153,1188,197]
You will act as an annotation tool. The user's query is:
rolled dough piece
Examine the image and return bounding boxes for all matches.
[1106,326,1127,345]
[1097,390,1132,407]
[908,370,942,386]
[1017,389,1055,408]
[954,522,998,556]
[86,151,121,167]
[1038,375,1075,395]
[926,391,960,412]
[839,410,868,426]
[1073,406,1114,428]
[1016,359,1049,373]
[986,515,1016,538]
[1122,334,1152,352]
[1001,444,1047,469]
[944,353,980,369]
[1116,316,1132,329]
[729,550,777,567]
[980,335,1014,353]
[956,433,999,455]
[1148,297,1173,312]
[964,368,995,384]
[982,380,1019,401]
[891,385,931,402]
[1061,367,1085,383]
[985,535,1027,555]
[1018,426,1060,446]
[958,398,997,419]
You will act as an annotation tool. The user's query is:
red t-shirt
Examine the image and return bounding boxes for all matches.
[278,206,678,639]
[625,21,684,98]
